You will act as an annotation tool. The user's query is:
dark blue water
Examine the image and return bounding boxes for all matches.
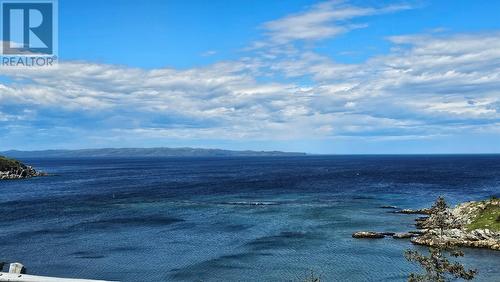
[0,156,499,281]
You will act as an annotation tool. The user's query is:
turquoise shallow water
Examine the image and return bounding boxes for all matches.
[0,156,499,281]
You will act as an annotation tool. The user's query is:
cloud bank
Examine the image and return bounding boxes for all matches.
[1,1,499,152]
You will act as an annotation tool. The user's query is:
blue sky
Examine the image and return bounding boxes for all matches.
[1,0,500,153]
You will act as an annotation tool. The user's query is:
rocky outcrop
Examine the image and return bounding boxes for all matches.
[0,166,46,180]
[0,156,46,180]
[354,198,500,250]
[414,216,429,225]
[393,232,417,239]
[452,199,499,226]
[381,232,395,236]
[352,231,385,239]
[351,231,417,239]
[410,198,500,251]
[394,208,432,215]
[408,230,426,235]
[380,205,398,209]
[411,228,500,250]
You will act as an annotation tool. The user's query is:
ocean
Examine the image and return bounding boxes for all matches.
[0,155,499,281]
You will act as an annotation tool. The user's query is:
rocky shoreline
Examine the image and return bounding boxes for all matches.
[0,156,47,180]
[353,198,500,251]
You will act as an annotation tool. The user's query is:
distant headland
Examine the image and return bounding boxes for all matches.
[0,156,47,180]
[1,147,307,158]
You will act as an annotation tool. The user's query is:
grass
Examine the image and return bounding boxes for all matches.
[467,203,500,232]
[0,155,24,171]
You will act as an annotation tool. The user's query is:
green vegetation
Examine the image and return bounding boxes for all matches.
[467,203,500,232]
[405,247,476,282]
[405,197,476,282]
[0,155,25,171]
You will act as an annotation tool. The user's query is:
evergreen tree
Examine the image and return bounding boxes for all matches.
[405,196,477,281]
[405,245,476,281]
[426,196,461,236]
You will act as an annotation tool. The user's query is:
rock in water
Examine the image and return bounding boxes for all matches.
[394,208,432,215]
[408,230,426,235]
[380,205,398,209]
[381,232,396,236]
[352,231,385,239]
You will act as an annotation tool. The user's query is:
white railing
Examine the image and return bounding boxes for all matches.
[0,263,116,282]
[0,273,116,282]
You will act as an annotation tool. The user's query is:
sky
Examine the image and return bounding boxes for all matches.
[1,0,500,154]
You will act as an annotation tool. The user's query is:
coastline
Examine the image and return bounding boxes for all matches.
[353,197,500,251]
[0,156,46,180]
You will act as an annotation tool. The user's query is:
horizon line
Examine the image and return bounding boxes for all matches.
[2,147,500,156]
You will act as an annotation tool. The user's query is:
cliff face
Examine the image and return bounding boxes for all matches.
[0,156,45,180]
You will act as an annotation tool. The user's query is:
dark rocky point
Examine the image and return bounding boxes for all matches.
[381,232,396,236]
[408,230,426,235]
[380,205,398,209]
[0,156,46,180]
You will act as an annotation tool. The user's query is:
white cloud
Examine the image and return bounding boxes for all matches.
[269,32,500,123]
[261,0,411,45]
[201,50,217,57]
[2,32,500,142]
[0,2,499,149]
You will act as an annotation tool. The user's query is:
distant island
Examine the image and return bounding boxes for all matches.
[1,147,307,158]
